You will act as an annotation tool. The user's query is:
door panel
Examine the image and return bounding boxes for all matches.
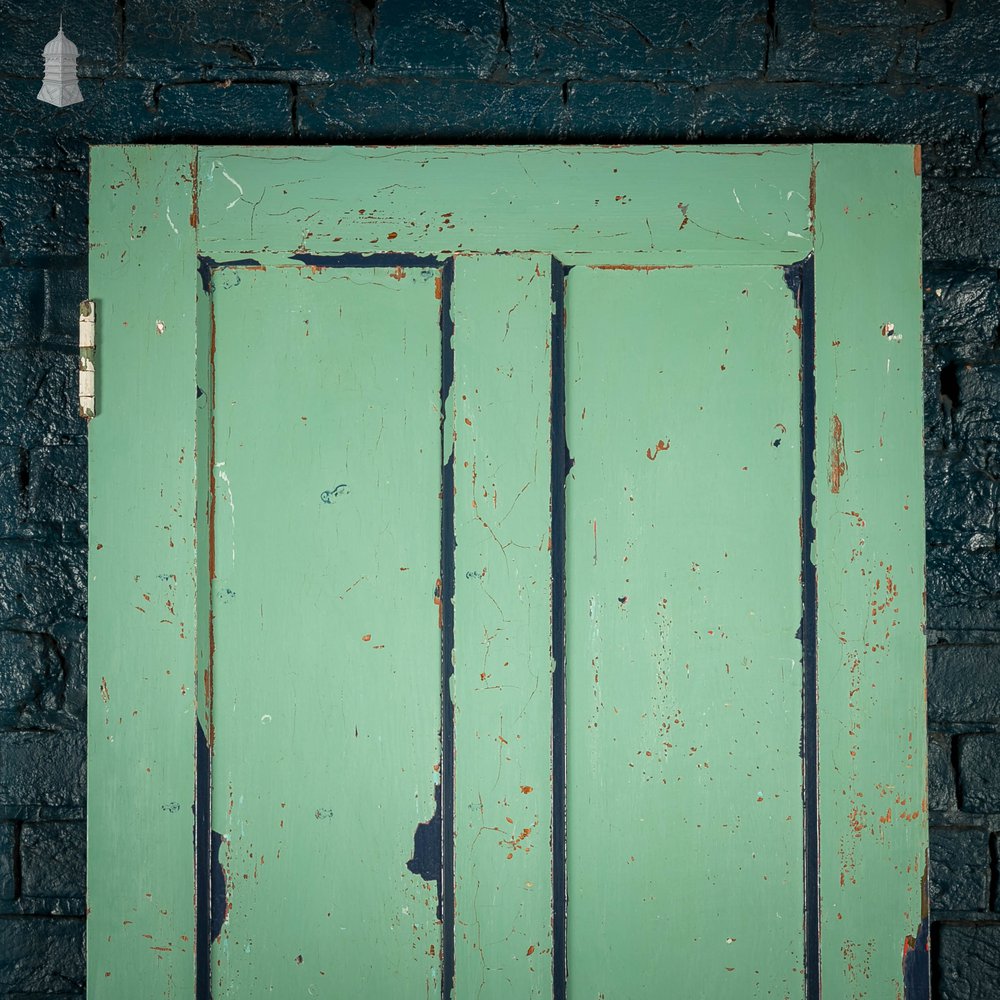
[88,145,928,1000]
[564,266,806,999]
[450,255,556,998]
[209,264,444,996]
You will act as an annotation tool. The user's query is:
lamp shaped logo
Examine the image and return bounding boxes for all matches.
[37,19,83,107]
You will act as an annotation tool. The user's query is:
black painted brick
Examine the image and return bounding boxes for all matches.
[0,269,44,347]
[562,82,698,140]
[48,621,85,727]
[375,0,501,79]
[0,446,26,538]
[926,544,1000,632]
[0,542,86,633]
[298,80,566,140]
[1,80,157,159]
[926,454,1000,549]
[20,823,84,899]
[152,82,293,140]
[768,0,911,85]
[930,827,991,910]
[0,916,84,994]
[505,0,768,85]
[952,365,1000,480]
[26,445,87,528]
[697,84,978,167]
[0,631,64,729]
[815,0,947,30]
[924,179,1000,267]
[124,0,359,81]
[915,0,1000,91]
[0,349,85,449]
[959,735,1000,813]
[935,923,1000,1000]
[0,167,88,263]
[0,823,14,900]
[929,732,957,813]
[929,646,1000,724]
[924,268,1000,363]
[0,733,84,811]
[42,267,87,351]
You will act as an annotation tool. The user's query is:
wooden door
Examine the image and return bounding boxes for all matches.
[88,145,928,999]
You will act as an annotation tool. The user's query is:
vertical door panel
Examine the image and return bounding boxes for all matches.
[565,266,806,999]
[208,264,444,997]
[813,147,928,997]
[450,256,556,999]
[88,146,199,997]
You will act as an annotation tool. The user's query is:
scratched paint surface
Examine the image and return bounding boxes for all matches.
[208,265,443,997]
[813,147,928,997]
[565,266,806,999]
[88,146,199,997]
[196,145,813,264]
[450,256,554,998]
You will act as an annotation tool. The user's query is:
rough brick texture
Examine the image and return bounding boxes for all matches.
[0,1,998,996]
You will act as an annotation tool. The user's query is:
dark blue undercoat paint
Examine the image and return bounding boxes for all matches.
[406,782,443,920]
[785,255,820,1000]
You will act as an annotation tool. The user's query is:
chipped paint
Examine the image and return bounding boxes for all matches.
[830,414,847,494]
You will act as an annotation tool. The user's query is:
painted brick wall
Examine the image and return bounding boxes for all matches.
[0,2,998,996]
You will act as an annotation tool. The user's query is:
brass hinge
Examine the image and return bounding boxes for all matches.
[79,299,95,420]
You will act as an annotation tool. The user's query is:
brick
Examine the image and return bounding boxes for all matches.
[0,350,84,449]
[376,0,501,79]
[42,267,87,351]
[0,446,26,537]
[769,0,909,84]
[936,923,1000,1000]
[20,823,84,899]
[0,269,44,347]
[929,733,956,812]
[151,82,293,140]
[924,179,1000,266]
[298,81,566,141]
[0,168,88,263]
[0,80,156,158]
[697,83,978,168]
[926,454,1000,549]
[49,620,85,726]
[929,646,1000,724]
[924,268,1000,362]
[815,0,947,29]
[927,544,1000,632]
[959,735,1000,813]
[0,543,86,632]
[952,365,1000,479]
[563,82,698,140]
[930,827,990,910]
[0,2,118,77]
[916,0,1000,90]
[0,916,84,993]
[506,0,767,85]
[124,0,359,80]
[26,445,87,527]
[0,822,14,900]
[0,732,85,811]
[0,630,64,728]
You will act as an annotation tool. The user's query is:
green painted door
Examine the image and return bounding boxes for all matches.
[88,145,928,999]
